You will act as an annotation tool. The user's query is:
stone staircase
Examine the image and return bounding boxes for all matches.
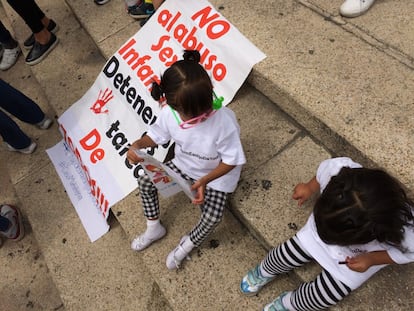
[1,0,413,310]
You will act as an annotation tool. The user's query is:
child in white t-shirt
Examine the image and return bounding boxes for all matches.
[126,50,246,270]
[240,157,414,310]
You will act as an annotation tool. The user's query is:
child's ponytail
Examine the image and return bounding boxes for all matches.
[151,82,164,101]
[183,50,201,63]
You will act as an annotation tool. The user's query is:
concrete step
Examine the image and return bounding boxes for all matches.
[1,0,414,310]
[225,0,414,192]
[0,1,170,310]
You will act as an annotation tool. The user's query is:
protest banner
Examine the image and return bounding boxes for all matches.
[48,0,266,241]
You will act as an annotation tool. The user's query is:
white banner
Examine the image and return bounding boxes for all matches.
[46,142,110,242]
[49,0,265,241]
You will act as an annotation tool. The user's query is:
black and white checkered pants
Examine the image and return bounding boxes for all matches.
[262,235,352,311]
[137,160,228,247]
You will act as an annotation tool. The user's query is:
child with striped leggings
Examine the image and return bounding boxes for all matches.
[240,157,414,310]
[126,50,245,270]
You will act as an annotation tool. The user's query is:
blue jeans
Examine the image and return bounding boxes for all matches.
[0,80,45,149]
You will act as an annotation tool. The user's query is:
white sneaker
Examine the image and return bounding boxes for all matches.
[166,235,194,270]
[0,46,21,70]
[5,141,37,154]
[340,0,376,17]
[131,225,166,251]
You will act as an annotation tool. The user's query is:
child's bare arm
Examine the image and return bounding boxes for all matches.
[292,176,320,206]
[345,251,395,272]
[191,162,235,205]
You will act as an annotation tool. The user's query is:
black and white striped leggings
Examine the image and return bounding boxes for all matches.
[137,160,228,247]
[262,235,352,311]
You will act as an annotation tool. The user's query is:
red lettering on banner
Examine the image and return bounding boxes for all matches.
[156,8,228,82]
[118,38,159,87]
[59,123,110,217]
[151,36,178,67]
[79,129,105,164]
[191,7,230,40]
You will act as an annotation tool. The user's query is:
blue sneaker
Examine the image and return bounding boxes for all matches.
[263,292,290,311]
[240,264,274,296]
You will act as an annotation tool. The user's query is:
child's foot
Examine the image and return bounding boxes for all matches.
[166,235,194,270]
[263,292,290,311]
[240,264,275,296]
[131,224,166,251]
[0,204,25,242]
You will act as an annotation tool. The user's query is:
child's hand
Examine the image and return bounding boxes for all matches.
[292,177,319,206]
[292,183,313,206]
[191,179,206,205]
[344,251,395,273]
[344,255,373,273]
[126,136,157,164]
[126,147,144,165]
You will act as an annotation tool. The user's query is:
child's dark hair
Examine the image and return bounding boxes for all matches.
[314,167,414,247]
[151,50,213,118]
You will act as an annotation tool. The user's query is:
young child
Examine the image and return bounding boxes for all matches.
[126,50,246,270]
[240,157,414,310]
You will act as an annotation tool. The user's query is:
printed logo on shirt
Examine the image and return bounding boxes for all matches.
[180,147,219,161]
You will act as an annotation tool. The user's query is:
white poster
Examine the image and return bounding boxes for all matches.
[48,0,266,241]
[47,142,110,242]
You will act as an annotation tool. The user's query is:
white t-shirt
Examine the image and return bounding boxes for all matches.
[296,157,414,289]
[147,106,246,193]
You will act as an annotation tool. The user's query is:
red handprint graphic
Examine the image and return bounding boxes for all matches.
[90,88,113,114]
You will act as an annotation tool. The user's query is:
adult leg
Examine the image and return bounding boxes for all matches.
[7,0,58,65]
[6,0,44,34]
[0,21,16,47]
[0,109,31,149]
[0,80,45,124]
